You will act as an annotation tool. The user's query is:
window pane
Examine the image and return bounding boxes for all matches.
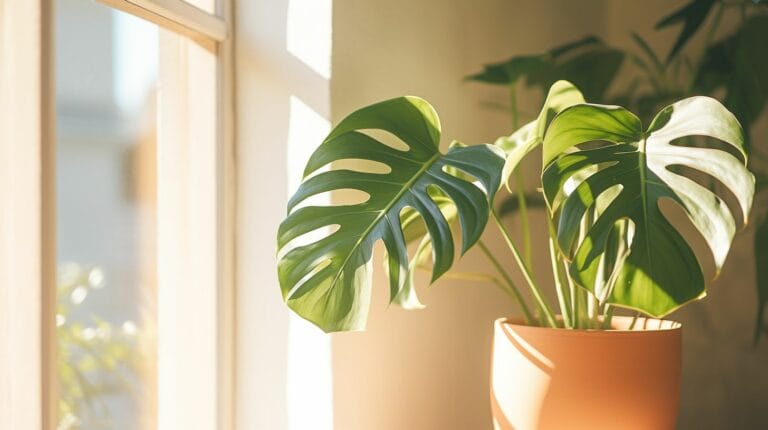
[56,1,158,428]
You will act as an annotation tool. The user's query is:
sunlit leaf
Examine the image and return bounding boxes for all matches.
[543,96,754,316]
[496,80,585,188]
[277,97,504,332]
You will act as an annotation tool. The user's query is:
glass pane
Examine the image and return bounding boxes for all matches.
[56,1,158,428]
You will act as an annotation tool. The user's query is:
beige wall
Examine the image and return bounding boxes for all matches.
[330,1,768,429]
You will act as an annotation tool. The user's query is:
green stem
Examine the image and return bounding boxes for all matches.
[491,209,558,328]
[628,312,641,330]
[572,287,583,328]
[507,84,532,268]
[478,240,533,325]
[509,83,519,130]
[601,305,615,329]
[587,292,599,328]
[547,217,572,328]
[563,261,579,329]
[578,289,590,329]
[514,171,532,267]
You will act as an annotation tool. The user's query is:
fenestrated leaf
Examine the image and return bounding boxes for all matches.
[496,80,585,188]
[655,0,717,62]
[542,96,755,317]
[755,215,768,344]
[277,96,504,332]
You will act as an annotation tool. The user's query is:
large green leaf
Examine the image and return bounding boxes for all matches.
[542,96,755,316]
[495,80,585,186]
[277,97,504,332]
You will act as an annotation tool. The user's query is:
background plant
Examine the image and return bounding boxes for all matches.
[57,264,142,430]
[277,79,752,332]
[276,1,757,334]
[467,0,768,339]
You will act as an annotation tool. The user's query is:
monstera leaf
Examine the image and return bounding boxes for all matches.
[496,80,585,185]
[277,97,504,332]
[542,96,755,316]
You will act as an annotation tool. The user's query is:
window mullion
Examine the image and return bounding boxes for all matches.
[0,0,56,429]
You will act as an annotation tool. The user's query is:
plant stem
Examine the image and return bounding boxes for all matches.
[508,83,532,268]
[491,209,558,328]
[628,312,640,330]
[587,292,599,323]
[477,240,534,325]
[579,289,591,328]
[547,217,573,328]
[514,171,532,266]
[601,305,615,330]
[573,287,583,328]
[509,83,519,130]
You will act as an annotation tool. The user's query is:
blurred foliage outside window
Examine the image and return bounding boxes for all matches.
[56,264,144,430]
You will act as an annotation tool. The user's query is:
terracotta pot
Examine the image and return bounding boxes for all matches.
[490,316,681,430]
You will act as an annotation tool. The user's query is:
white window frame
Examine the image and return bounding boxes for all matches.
[0,0,235,428]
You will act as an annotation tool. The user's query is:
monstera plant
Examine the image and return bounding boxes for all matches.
[469,0,768,341]
[277,81,754,333]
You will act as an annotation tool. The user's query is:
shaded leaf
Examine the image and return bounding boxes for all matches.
[497,192,547,217]
[467,37,623,101]
[695,15,768,149]
[631,32,664,74]
[466,55,548,85]
[656,0,717,62]
[526,47,625,102]
[549,36,602,57]
[755,215,768,343]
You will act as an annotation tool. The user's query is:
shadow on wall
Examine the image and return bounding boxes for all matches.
[236,0,334,429]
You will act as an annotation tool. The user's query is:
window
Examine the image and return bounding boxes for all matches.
[0,0,234,428]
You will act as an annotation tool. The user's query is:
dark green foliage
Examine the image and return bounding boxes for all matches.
[755,216,768,343]
[656,0,718,62]
[467,36,624,102]
[695,15,768,150]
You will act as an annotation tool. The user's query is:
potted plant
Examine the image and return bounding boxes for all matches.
[276,78,754,428]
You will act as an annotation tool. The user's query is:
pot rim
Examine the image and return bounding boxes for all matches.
[496,315,681,335]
